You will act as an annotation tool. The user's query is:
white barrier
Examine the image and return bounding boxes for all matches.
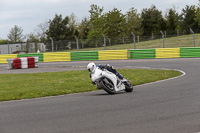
[7,57,39,69]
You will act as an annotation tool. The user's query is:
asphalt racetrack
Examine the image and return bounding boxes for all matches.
[0,58,200,133]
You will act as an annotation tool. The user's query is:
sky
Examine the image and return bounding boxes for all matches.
[0,0,199,40]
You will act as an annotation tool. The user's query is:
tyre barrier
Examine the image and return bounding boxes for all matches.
[7,57,39,69]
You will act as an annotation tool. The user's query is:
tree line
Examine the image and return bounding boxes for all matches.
[2,2,200,45]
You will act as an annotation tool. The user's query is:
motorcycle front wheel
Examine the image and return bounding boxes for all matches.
[124,81,133,92]
[100,78,116,94]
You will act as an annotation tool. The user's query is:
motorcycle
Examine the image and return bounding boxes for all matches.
[90,66,133,94]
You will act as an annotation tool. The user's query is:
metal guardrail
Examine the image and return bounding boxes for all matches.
[1,48,200,64]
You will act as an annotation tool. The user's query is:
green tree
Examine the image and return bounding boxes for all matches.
[165,8,180,34]
[7,25,24,42]
[46,14,73,41]
[86,4,105,46]
[158,17,167,32]
[34,20,49,42]
[104,8,127,38]
[69,13,79,37]
[89,4,104,30]
[78,17,90,39]
[141,5,163,36]
[194,0,200,28]
[0,39,7,44]
[181,5,198,33]
[26,33,38,42]
[126,7,143,36]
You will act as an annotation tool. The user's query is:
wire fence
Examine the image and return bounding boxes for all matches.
[45,32,200,52]
[2,29,200,54]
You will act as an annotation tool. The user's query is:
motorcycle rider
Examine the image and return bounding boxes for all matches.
[87,62,133,93]
[87,62,124,80]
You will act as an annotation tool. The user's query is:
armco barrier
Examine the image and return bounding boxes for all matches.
[71,51,98,61]
[43,52,71,62]
[0,54,17,64]
[155,48,180,58]
[17,53,44,62]
[98,50,128,60]
[180,47,200,58]
[2,47,200,64]
[130,49,155,59]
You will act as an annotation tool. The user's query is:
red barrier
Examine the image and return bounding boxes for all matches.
[13,58,21,69]
[27,57,35,68]
[10,57,39,69]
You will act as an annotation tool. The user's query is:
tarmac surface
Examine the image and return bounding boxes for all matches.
[0,58,200,133]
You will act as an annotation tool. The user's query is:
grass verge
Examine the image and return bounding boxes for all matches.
[64,34,200,52]
[0,69,182,101]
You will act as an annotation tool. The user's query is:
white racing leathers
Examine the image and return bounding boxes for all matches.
[90,67,133,94]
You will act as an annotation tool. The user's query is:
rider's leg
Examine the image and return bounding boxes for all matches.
[116,72,124,79]
[107,67,124,79]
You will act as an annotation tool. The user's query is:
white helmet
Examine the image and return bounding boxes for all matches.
[87,62,96,73]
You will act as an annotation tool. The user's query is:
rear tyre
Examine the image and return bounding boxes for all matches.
[100,79,116,94]
[124,81,133,92]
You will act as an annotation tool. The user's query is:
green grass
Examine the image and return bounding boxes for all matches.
[63,34,200,52]
[0,69,182,101]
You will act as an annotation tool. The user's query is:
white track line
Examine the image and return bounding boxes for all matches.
[135,68,186,87]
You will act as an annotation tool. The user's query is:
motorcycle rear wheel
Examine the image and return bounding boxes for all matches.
[100,79,116,94]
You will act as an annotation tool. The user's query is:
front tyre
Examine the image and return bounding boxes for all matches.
[124,81,133,92]
[99,79,116,94]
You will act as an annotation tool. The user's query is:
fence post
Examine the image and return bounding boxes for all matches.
[131,32,136,49]
[74,35,79,51]
[177,29,179,36]
[29,40,32,53]
[160,31,165,48]
[7,41,10,54]
[102,34,106,50]
[50,37,54,52]
[82,40,84,49]
[190,28,195,47]
[109,39,111,46]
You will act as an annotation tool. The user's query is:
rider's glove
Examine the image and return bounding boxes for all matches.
[98,64,104,69]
